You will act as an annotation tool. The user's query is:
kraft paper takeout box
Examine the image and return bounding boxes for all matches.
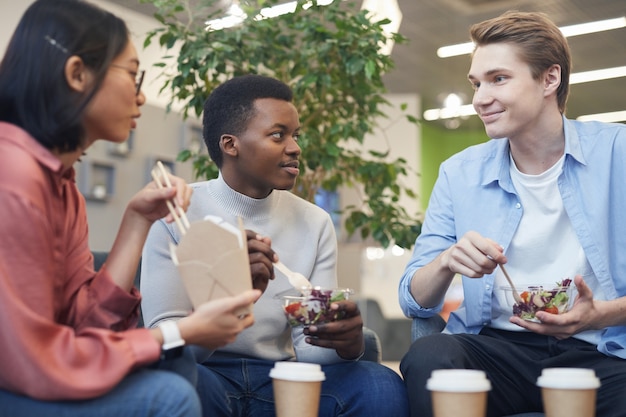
[171,216,252,315]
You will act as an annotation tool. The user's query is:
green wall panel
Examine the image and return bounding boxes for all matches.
[420,122,489,211]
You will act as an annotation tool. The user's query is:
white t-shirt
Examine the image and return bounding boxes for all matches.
[490,153,603,344]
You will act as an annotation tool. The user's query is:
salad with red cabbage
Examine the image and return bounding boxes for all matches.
[282,287,350,327]
[512,278,573,320]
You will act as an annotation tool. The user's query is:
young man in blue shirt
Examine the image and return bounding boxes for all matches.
[399,11,626,417]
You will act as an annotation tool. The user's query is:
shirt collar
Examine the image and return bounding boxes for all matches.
[481,139,513,191]
[484,115,585,190]
[0,122,74,187]
[562,115,586,165]
[0,122,64,172]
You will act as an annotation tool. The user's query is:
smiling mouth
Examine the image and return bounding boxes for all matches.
[281,160,300,176]
[479,110,504,122]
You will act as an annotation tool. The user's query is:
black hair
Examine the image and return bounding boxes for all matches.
[0,0,129,152]
[202,74,293,167]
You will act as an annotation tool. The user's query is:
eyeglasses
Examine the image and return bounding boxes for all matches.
[110,64,145,96]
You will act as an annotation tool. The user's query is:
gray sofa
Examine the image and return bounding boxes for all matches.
[357,298,413,361]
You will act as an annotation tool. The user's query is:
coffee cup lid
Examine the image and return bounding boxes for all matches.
[269,361,326,382]
[426,369,491,392]
[536,368,601,389]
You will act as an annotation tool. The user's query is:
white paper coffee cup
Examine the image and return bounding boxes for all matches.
[536,368,600,389]
[426,369,492,392]
[427,369,491,417]
[269,361,326,382]
[270,362,325,417]
[537,368,600,417]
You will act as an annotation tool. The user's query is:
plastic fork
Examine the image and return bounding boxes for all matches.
[274,261,312,291]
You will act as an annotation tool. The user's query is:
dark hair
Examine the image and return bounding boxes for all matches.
[0,0,129,152]
[202,74,293,167]
[470,11,571,113]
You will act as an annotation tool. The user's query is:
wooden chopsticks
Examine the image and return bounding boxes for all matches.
[150,161,191,235]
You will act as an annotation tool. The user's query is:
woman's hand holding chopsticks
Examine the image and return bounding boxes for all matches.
[106,162,193,291]
[150,161,191,235]
[122,161,192,230]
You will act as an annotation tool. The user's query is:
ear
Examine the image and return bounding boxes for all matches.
[220,134,238,157]
[543,64,561,96]
[64,55,90,93]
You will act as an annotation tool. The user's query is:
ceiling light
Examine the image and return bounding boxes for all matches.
[437,16,626,58]
[205,2,246,31]
[437,42,474,58]
[577,110,626,123]
[205,0,402,55]
[423,104,475,121]
[560,16,626,37]
[570,66,626,84]
[361,0,403,55]
[257,0,335,19]
[206,0,339,30]
[443,93,463,109]
[257,2,297,18]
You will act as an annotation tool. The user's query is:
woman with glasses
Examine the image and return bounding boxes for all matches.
[0,1,260,416]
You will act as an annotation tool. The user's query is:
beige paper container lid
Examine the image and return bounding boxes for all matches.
[270,362,326,382]
[536,368,601,389]
[426,369,492,392]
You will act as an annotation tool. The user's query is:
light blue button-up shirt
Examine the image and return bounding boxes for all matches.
[399,117,626,359]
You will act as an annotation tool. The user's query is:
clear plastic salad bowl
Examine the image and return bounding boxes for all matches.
[501,278,576,322]
[279,287,353,327]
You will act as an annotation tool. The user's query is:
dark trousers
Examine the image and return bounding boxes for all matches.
[400,327,626,417]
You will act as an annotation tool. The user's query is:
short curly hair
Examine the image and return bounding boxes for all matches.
[202,74,293,167]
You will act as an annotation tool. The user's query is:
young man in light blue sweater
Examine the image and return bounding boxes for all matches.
[141,74,408,417]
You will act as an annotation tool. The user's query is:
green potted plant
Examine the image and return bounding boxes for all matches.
[142,0,421,248]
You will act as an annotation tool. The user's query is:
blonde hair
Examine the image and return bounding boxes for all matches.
[470,11,571,113]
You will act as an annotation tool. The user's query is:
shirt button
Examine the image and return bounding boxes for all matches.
[485,284,491,290]
[515,203,521,209]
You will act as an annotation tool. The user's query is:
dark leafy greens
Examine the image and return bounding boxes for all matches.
[513,278,573,320]
[283,288,349,327]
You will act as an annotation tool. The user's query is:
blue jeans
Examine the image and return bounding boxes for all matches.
[196,358,409,417]
[0,349,201,417]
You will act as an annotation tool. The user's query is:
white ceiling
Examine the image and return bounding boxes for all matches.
[109,0,626,129]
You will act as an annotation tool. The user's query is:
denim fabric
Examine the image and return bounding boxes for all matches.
[0,369,200,417]
[0,348,201,417]
[197,358,409,417]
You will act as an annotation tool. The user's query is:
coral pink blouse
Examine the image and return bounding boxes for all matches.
[0,123,160,400]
